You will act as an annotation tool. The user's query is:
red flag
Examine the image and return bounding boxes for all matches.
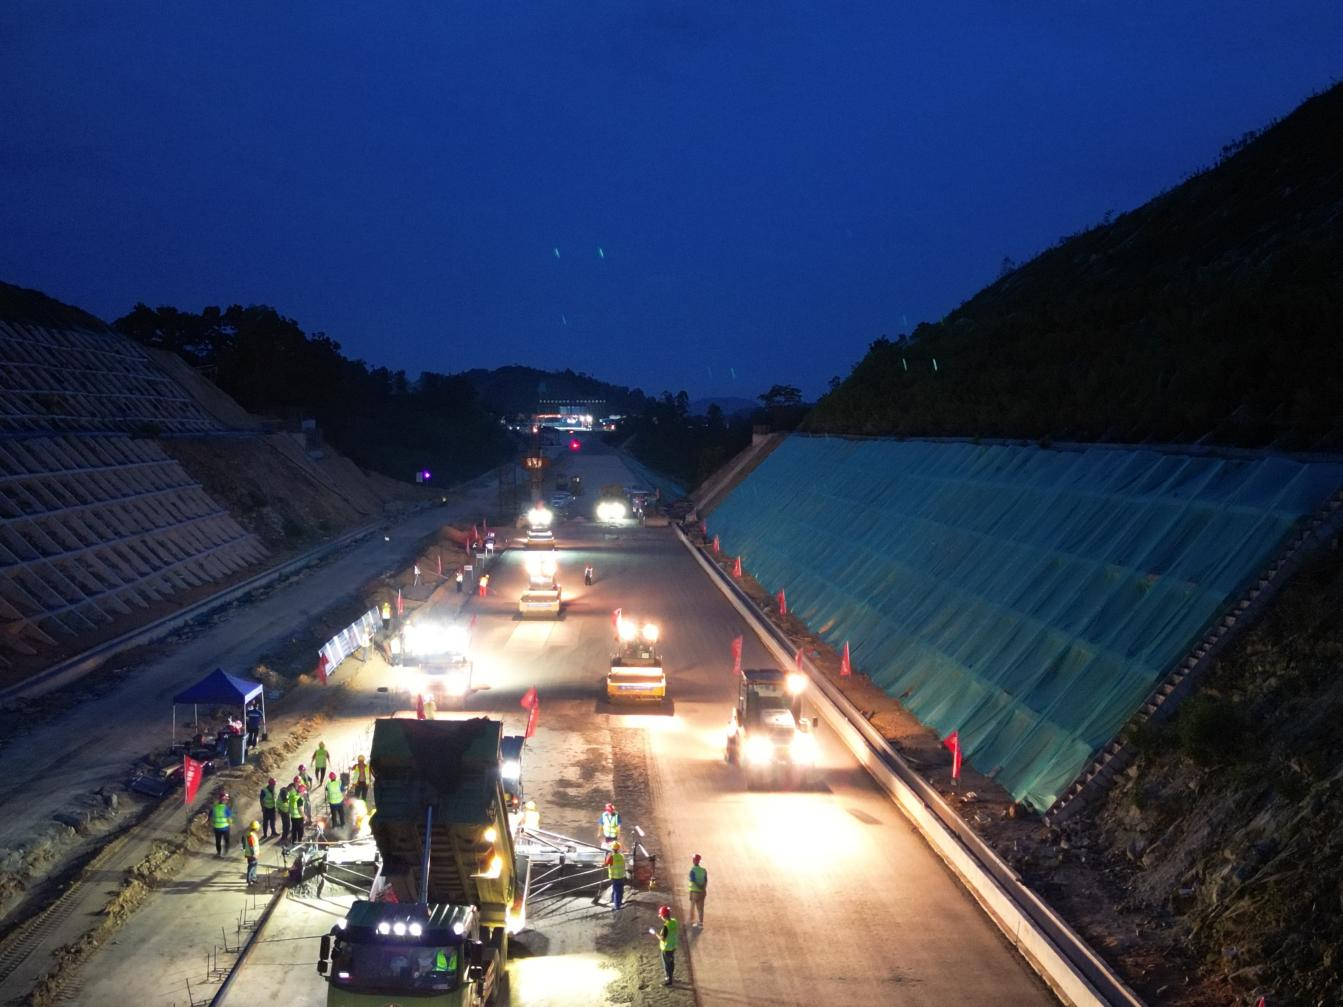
[943,731,962,781]
[416,694,426,720]
[183,755,204,805]
[730,635,743,675]
[795,647,804,671]
[396,589,404,616]
[520,686,538,710]
[524,700,539,739]
[840,641,852,677]
[711,535,720,555]
[316,653,329,685]
[732,556,742,577]
[777,589,787,615]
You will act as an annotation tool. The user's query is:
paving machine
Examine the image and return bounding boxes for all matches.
[523,504,555,549]
[517,553,561,619]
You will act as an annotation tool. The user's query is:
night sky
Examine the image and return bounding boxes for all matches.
[2,4,1339,400]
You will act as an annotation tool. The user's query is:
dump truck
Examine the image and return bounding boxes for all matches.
[606,614,666,702]
[316,718,519,1007]
[517,553,562,619]
[401,620,480,708]
[724,668,819,788]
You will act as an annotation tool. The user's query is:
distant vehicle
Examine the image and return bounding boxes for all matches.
[725,668,818,789]
[548,492,572,509]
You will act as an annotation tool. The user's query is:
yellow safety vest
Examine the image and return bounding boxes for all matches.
[326,778,343,804]
[659,918,679,952]
[211,802,230,830]
[688,865,707,894]
[607,851,627,880]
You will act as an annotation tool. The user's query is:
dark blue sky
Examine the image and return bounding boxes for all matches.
[2,4,1339,400]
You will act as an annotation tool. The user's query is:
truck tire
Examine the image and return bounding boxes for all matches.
[490,925,508,963]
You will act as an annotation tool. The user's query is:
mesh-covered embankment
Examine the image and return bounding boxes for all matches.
[706,436,1343,810]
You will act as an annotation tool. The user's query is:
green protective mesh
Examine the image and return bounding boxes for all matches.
[708,437,1343,810]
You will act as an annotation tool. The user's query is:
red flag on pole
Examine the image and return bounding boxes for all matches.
[396,589,404,616]
[730,635,743,675]
[840,641,851,677]
[524,701,539,739]
[316,653,329,685]
[777,589,787,615]
[732,556,742,577]
[943,731,962,782]
[183,755,204,805]
[711,535,720,555]
[795,647,804,671]
[416,694,426,720]
[520,686,538,710]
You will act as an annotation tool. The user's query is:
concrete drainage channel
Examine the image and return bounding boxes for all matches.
[674,525,1144,1007]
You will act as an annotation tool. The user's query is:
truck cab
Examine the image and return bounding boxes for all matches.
[725,668,818,788]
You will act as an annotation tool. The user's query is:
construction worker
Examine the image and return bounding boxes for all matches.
[649,905,679,986]
[604,841,627,910]
[413,563,422,586]
[359,627,372,662]
[478,573,489,597]
[296,766,314,822]
[599,802,621,846]
[422,696,437,720]
[245,703,263,748]
[287,783,306,844]
[312,743,329,781]
[326,772,345,828]
[381,600,392,627]
[584,564,593,586]
[243,821,260,885]
[455,569,464,593]
[276,784,291,843]
[688,854,708,927]
[352,755,372,801]
[522,800,540,831]
[259,778,278,838]
[211,790,232,856]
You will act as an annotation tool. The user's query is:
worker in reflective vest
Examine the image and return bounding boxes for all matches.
[276,785,291,843]
[599,841,627,910]
[650,905,678,986]
[211,791,232,856]
[381,601,392,626]
[352,756,372,801]
[312,742,329,780]
[687,854,708,927]
[287,785,305,844]
[599,803,620,845]
[243,821,260,885]
[326,772,345,828]
[259,778,278,838]
[296,766,314,821]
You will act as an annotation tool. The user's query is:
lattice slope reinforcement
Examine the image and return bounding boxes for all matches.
[706,436,1343,811]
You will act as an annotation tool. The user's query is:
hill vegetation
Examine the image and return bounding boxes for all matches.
[807,83,1343,451]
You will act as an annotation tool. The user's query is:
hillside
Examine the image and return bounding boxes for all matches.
[807,83,1343,450]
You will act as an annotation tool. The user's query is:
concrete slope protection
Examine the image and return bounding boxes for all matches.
[705,435,1343,811]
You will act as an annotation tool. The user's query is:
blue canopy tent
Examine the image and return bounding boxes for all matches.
[171,668,265,747]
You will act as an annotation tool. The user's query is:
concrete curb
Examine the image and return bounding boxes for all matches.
[1,520,390,703]
[674,525,1144,1007]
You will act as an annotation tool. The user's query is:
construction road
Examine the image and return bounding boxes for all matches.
[15,441,1058,1006]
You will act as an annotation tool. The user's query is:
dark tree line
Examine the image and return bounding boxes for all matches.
[114,303,514,484]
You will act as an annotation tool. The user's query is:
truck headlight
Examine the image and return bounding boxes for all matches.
[745,735,773,765]
[502,760,521,782]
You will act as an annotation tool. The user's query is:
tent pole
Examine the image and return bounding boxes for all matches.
[261,692,267,740]
[172,706,176,749]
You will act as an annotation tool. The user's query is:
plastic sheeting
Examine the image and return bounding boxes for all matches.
[707,437,1343,810]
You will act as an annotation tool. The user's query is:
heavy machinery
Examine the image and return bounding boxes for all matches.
[523,504,555,549]
[595,484,628,523]
[606,615,666,702]
[401,621,480,708]
[517,553,561,619]
[724,668,819,788]
[316,718,520,1006]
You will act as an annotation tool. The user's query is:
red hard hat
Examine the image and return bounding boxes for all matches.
[329,771,337,780]
[658,905,671,918]
[692,854,702,864]
[605,803,614,812]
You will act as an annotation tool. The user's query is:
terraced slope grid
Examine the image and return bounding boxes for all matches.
[705,436,1343,810]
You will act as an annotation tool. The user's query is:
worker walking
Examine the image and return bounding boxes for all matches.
[359,627,372,662]
[312,743,329,781]
[649,905,679,986]
[259,778,279,838]
[381,600,392,628]
[688,854,708,927]
[352,755,372,801]
[478,573,490,597]
[601,841,627,910]
[455,569,464,593]
[211,790,232,856]
[584,564,593,586]
[243,821,260,885]
[326,772,346,828]
[413,563,422,586]
[287,784,305,844]
[599,802,621,846]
